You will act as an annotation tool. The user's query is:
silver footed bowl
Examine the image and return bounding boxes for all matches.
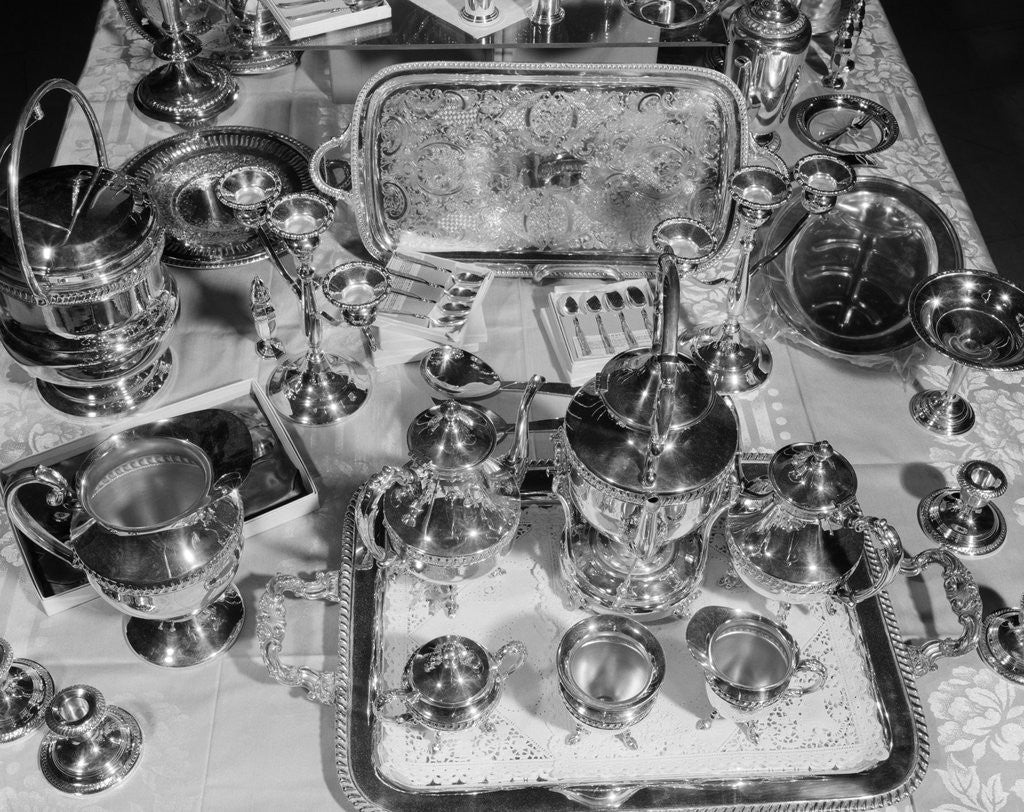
[909,269,1024,370]
[3,410,254,668]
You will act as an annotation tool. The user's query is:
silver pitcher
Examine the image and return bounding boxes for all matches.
[726,0,811,150]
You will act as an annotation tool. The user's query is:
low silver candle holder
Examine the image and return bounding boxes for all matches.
[980,595,1024,686]
[918,460,1007,557]
[0,638,54,743]
[38,685,143,795]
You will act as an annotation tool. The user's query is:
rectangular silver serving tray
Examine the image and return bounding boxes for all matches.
[350,62,748,274]
[332,459,928,811]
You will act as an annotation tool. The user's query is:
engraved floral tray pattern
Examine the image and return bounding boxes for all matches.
[351,63,748,265]
[372,505,891,793]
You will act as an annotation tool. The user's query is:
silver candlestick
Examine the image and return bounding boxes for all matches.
[131,0,238,125]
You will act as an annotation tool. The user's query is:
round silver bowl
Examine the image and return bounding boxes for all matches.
[620,0,723,30]
[763,176,963,355]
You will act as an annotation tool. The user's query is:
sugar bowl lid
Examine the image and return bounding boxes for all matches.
[407,401,496,471]
[768,440,857,514]
[406,636,493,710]
[0,166,156,290]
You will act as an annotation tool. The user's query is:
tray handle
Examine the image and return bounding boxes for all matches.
[256,570,341,705]
[310,133,357,211]
[898,547,982,676]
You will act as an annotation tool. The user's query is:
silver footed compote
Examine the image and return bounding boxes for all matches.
[321,261,391,355]
[690,166,791,393]
[908,269,1024,436]
[263,193,372,425]
[980,594,1024,685]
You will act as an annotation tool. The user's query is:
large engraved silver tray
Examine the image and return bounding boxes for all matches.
[123,127,315,269]
[350,63,748,272]
[257,456,947,810]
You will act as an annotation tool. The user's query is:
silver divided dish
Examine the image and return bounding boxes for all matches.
[349,62,748,273]
[308,458,929,811]
[763,175,963,355]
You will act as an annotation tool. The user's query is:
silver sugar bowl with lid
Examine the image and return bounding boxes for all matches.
[357,378,543,615]
[374,635,526,753]
[0,79,177,418]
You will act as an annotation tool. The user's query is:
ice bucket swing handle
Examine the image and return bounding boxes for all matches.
[5,79,109,308]
[256,570,342,705]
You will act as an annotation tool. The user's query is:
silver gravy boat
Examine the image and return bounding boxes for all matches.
[686,605,827,744]
[3,410,253,668]
[356,377,543,615]
[374,635,525,753]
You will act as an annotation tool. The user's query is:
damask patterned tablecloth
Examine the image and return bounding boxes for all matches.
[0,3,1018,811]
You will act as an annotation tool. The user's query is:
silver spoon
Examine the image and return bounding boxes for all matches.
[559,295,591,357]
[378,309,467,329]
[585,294,615,354]
[604,290,637,348]
[626,285,653,336]
[419,346,576,399]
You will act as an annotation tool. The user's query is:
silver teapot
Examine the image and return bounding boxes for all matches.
[726,0,811,150]
[726,440,905,610]
[554,253,739,617]
[356,377,543,614]
[3,411,254,668]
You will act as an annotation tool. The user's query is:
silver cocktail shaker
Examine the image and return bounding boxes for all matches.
[726,0,811,150]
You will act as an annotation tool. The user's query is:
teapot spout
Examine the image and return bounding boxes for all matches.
[503,374,545,482]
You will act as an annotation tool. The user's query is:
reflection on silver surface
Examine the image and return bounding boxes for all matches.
[764,176,963,355]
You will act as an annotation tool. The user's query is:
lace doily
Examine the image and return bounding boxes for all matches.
[372,505,890,792]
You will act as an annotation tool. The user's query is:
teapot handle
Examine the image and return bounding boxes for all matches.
[309,133,358,210]
[842,516,905,604]
[898,547,982,676]
[256,570,341,705]
[2,465,77,564]
[355,467,409,568]
[784,656,828,698]
[6,79,108,307]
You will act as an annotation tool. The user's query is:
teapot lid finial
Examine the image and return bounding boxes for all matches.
[407,400,496,471]
[768,439,858,514]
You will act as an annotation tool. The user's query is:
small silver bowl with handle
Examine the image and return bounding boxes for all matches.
[687,605,827,744]
[373,635,526,754]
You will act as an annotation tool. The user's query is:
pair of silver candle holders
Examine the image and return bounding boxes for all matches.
[0,638,142,795]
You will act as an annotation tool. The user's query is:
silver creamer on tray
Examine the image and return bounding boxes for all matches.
[349,63,748,271]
